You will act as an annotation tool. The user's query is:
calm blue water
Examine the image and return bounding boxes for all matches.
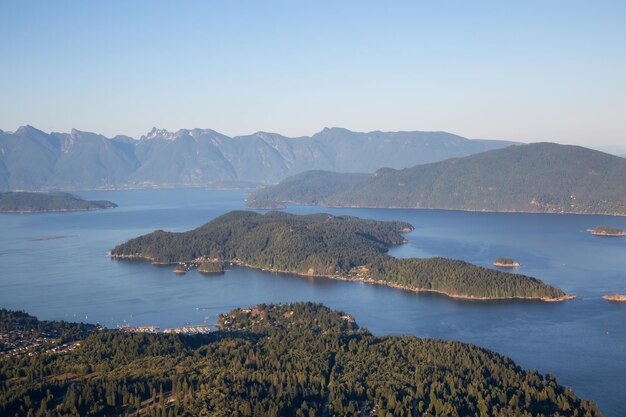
[1,189,625,415]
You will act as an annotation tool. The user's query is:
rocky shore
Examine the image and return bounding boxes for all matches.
[110,253,573,303]
[602,294,626,302]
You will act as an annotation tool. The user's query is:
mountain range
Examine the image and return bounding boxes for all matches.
[248,143,626,216]
[0,126,515,191]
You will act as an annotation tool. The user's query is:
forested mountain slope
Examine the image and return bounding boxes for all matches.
[0,303,601,416]
[249,143,626,215]
[247,170,369,208]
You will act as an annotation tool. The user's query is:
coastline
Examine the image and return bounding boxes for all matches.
[109,253,573,303]
[247,199,626,217]
[0,207,115,214]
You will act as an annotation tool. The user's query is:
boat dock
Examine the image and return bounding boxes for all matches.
[163,324,214,334]
[119,326,160,333]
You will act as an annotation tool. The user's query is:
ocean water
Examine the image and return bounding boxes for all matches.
[0,189,624,415]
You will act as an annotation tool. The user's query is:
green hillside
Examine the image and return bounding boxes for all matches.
[111,211,566,300]
[249,143,626,215]
[0,304,601,417]
[247,170,368,208]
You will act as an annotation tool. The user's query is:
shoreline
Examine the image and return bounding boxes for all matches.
[0,207,115,214]
[109,253,574,303]
[246,199,626,217]
[590,231,626,237]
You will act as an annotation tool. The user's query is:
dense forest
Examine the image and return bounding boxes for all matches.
[0,192,116,213]
[197,262,225,274]
[247,170,369,209]
[111,211,566,300]
[247,143,626,216]
[0,304,601,417]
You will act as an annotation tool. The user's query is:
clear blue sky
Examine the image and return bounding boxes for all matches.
[1,1,625,149]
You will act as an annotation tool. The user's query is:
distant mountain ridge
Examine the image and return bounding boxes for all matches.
[0,125,516,190]
[248,142,626,216]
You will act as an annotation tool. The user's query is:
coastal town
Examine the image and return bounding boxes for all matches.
[0,308,217,358]
[0,322,101,358]
[1,323,216,358]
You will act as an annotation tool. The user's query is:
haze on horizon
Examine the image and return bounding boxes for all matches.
[1,1,625,151]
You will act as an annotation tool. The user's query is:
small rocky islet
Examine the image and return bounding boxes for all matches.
[493,257,521,268]
[602,294,626,302]
[590,226,626,237]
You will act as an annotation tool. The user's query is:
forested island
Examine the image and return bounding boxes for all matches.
[591,226,626,236]
[0,303,601,416]
[0,192,116,213]
[247,143,626,216]
[198,261,225,274]
[111,211,569,301]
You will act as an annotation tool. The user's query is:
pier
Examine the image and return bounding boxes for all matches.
[119,326,160,333]
[163,324,215,334]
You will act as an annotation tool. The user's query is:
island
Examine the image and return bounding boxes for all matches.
[602,294,626,302]
[198,261,225,274]
[591,226,626,237]
[0,304,601,416]
[111,210,571,301]
[493,257,521,268]
[0,191,117,213]
[172,265,187,275]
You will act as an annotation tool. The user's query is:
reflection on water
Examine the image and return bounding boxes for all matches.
[0,189,625,415]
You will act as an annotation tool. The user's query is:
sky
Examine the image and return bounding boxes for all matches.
[1,1,625,150]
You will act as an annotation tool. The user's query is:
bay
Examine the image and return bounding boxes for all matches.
[0,189,624,415]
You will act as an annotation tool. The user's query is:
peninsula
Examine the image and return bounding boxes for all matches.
[591,226,626,237]
[0,303,601,416]
[0,191,117,213]
[111,210,569,301]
